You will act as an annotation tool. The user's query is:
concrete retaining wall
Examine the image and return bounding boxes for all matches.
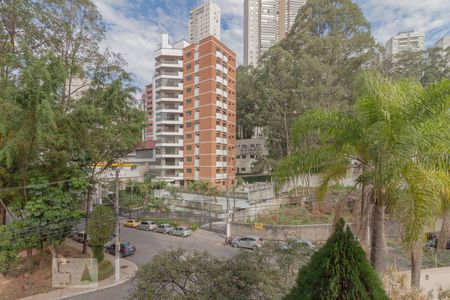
[231,221,401,241]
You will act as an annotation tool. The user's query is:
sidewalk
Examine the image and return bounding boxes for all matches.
[21,240,138,300]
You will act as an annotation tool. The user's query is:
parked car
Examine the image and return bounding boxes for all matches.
[105,241,136,257]
[123,219,140,228]
[169,226,193,237]
[282,239,316,251]
[72,231,89,243]
[138,220,157,231]
[231,236,264,250]
[425,236,450,249]
[154,223,173,234]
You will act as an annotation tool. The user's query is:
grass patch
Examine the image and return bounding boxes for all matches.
[252,207,336,225]
[98,260,114,281]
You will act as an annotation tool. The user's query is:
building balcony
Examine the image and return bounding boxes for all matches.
[155,94,183,103]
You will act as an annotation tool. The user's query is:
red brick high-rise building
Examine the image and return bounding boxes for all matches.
[182,36,237,188]
[142,84,154,142]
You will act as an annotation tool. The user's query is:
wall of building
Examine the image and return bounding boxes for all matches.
[142,84,154,142]
[396,267,450,300]
[236,137,267,174]
[183,36,237,189]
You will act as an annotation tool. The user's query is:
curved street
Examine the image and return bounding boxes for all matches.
[68,227,238,300]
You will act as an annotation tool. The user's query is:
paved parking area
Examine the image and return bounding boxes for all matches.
[68,226,237,300]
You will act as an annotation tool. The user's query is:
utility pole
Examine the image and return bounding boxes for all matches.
[114,168,120,282]
[226,175,231,239]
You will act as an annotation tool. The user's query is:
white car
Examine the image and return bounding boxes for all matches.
[138,221,157,231]
[169,226,193,237]
[231,236,264,250]
[154,223,173,234]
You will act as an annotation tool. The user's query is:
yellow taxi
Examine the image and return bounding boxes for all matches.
[123,219,140,228]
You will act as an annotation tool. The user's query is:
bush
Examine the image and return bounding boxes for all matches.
[285,219,388,300]
[131,244,313,299]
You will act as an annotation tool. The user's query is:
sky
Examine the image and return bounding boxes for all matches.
[91,0,450,93]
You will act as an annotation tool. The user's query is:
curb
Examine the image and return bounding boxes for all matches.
[19,258,138,300]
[57,258,138,299]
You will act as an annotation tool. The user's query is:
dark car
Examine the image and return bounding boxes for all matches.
[72,231,89,243]
[425,235,450,249]
[106,241,136,257]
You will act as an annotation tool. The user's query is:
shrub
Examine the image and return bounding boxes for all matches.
[285,219,389,300]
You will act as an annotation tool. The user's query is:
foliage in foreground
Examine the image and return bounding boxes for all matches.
[285,219,388,300]
[131,244,313,300]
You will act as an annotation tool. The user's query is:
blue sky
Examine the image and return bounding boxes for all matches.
[92,0,450,91]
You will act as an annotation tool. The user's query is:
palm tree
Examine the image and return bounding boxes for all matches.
[274,72,450,281]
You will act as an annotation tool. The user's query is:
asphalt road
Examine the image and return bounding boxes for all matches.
[68,226,237,300]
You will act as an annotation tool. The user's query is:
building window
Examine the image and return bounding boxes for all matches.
[186,122,192,128]
[187,157,192,162]
[186,52,192,58]
[241,155,247,159]
[186,64,192,70]
[186,87,192,93]
[186,75,192,81]
[186,134,192,139]
[186,111,192,116]
[187,145,192,150]
[250,155,255,158]
[186,98,192,104]
[241,168,246,172]
[187,168,192,174]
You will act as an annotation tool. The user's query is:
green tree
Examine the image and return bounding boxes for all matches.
[130,245,312,300]
[274,73,450,279]
[382,47,450,86]
[285,219,388,300]
[236,65,258,139]
[87,205,115,263]
[249,0,378,157]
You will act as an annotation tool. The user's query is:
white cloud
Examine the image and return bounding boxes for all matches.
[92,0,192,92]
[92,0,450,94]
[357,0,450,45]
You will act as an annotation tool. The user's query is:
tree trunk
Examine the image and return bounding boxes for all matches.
[208,196,212,231]
[370,203,386,273]
[83,187,92,254]
[51,245,57,259]
[411,242,423,288]
[0,204,5,225]
[438,210,450,251]
[26,248,33,266]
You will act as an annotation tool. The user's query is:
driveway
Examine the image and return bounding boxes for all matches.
[67,227,237,300]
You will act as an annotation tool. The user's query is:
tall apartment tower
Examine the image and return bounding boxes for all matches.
[244,0,306,66]
[188,0,221,44]
[385,31,425,57]
[142,84,154,142]
[183,36,237,188]
[153,33,190,186]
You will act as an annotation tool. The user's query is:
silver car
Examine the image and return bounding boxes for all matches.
[138,220,157,231]
[154,223,173,234]
[169,226,192,237]
[232,236,264,250]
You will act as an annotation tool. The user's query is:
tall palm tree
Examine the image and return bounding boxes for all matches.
[274,73,450,281]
